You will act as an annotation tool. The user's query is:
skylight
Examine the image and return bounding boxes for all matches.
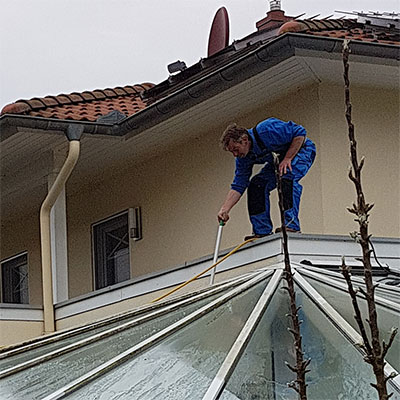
[0,265,398,400]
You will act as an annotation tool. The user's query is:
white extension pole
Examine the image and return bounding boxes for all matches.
[209,222,224,285]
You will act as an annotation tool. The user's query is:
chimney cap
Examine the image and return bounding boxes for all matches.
[270,0,281,11]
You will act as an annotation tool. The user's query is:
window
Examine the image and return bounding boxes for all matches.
[1,252,29,304]
[92,211,131,290]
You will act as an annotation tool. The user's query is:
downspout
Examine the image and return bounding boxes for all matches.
[40,124,83,334]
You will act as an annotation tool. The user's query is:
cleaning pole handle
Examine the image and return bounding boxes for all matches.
[210,221,224,285]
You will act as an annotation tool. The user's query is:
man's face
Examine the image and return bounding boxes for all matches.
[226,135,250,158]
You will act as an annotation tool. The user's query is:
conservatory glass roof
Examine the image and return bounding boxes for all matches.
[0,263,399,400]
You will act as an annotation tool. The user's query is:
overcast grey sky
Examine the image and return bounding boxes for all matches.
[1,0,398,109]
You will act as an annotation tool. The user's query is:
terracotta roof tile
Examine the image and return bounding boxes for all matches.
[278,18,399,45]
[41,97,59,107]
[1,82,155,122]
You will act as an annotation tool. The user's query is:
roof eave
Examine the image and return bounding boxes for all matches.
[1,34,398,142]
[117,33,400,138]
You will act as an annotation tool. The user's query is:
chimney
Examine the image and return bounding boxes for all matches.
[256,0,292,32]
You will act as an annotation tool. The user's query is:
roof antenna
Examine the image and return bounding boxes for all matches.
[269,0,281,11]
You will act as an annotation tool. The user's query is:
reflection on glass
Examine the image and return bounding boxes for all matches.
[302,275,400,371]
[0,288,235,400]
[68,279,268,399]
[221,282,379,400]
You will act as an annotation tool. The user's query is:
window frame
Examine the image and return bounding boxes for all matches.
[91,210,132,291]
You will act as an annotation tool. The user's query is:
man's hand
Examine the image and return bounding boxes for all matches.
[279,136,305,175]
[279,157,292,175]
[217,189,242,223]
[218,209,230,223]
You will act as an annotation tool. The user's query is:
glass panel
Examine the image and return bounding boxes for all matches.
[0,283,249,400]
[221,282,379,400]
[0,282,244,371]
[302,274,400,370]
[221,282,296,400]
[67,279,269,399]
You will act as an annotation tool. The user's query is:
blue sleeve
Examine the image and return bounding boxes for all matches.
[231,158,253,195]
[257,118,306,150]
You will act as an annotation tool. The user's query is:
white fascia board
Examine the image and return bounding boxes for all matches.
[0,306,43,321]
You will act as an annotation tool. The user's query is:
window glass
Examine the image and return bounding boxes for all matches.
[1,253,28,304]
[93,212,130,289]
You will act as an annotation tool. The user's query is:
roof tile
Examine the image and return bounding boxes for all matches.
[278,17,399,46]
[41,97,59,107]
[92,90,107,100]
[27,99,47,109]
[1,82,155,122]
[80,92,96,101]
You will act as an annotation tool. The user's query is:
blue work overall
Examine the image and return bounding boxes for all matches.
[231,118,316,234]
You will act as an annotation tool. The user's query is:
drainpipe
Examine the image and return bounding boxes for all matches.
[40,125,83,334]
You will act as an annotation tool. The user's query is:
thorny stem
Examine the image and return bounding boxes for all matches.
[342,39,397,399]
[273,153,310,400]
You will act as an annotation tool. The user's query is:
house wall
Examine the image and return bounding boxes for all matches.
[66,82,399,298]
[0,210,43,305]
[318,83,400,237]
[1,83,398,305]
[65,85,322,298]
[0,320,43,347]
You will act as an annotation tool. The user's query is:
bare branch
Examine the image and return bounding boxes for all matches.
[342,39,395,399]
[382,328,398,359]
[340,257,373,355]
[273,152,309,399]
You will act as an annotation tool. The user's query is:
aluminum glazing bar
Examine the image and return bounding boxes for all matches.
[202,269,283,400]
[293,271,400,393]
[42,270,273,400]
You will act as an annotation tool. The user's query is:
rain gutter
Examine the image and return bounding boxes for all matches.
[0,114,116,142]
[40,125,83,334]
[1,34,398,142]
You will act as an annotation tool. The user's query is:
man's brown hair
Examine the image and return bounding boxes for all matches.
[220,123,249,150]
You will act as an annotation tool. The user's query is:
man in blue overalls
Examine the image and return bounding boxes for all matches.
[217,118,316,239]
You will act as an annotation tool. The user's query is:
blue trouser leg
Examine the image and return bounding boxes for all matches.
[281,144,315,231]
[247,167,276,235]
[247,143,315,234]
[282,179,302,231]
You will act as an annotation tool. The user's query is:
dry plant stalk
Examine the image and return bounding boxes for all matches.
[341,39,397,399]
[273,153,310,400]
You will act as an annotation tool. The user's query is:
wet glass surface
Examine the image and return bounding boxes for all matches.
[0,285,242,400]
[0,286,240,371]
[221,282,382,400]
[67,279,268,400]
[302,274,400,371]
